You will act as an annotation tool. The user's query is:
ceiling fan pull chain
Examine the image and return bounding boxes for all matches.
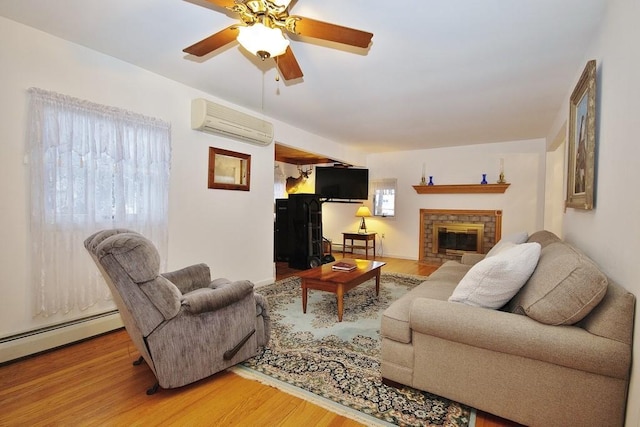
[261,70,265,112]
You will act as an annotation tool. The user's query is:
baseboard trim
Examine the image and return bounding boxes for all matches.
[0,311,123,364]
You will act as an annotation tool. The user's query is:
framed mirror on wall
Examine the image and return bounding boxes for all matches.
[208,147,251,191]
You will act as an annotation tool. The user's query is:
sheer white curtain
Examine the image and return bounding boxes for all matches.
[28,88,171,317]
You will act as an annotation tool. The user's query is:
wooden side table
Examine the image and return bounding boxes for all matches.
[342,232,377,259]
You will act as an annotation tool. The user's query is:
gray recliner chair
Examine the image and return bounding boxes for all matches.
[85,229,270,394]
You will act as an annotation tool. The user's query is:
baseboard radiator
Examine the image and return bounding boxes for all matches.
[0,310,123,364]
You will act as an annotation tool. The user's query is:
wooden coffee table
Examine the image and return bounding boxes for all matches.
[296,259,386,322]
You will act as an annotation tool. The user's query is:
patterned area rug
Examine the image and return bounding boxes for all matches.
[235,273,473,427]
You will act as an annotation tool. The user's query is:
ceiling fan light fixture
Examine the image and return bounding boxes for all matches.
[184,1,373,81]
[237,23,289,60]
[270,0,292,7]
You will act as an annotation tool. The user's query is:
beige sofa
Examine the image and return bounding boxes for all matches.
[381,230,635,426]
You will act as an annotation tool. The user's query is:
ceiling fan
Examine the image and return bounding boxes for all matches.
[183,0,373,81]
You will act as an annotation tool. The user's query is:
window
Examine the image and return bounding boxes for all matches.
[274,165,286,200]
[28,88,171,317]
[372,179,396,217]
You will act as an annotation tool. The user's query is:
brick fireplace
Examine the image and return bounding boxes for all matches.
[419,209,502,264]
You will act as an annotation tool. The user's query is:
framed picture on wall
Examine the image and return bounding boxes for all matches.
[566,59,596,210]
[208,147,251,191]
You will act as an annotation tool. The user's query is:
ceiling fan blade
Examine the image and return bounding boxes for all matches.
[202,0,238,7]
[289,16,373,48]
[276,46,303,81]
[183,26,239,57]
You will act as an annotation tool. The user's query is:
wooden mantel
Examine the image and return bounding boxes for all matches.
[412,183,510,194]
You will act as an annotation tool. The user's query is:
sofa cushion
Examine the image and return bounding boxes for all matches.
[448,242,541,309]
[381,261,469,344]
[526,230,561,248]
[460,252,486,266]
[509,241,608,325]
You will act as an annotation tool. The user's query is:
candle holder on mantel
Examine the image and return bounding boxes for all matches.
[420,175,427,185]
[497,158,507,184]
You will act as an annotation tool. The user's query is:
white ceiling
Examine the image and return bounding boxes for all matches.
[0,0,606,153]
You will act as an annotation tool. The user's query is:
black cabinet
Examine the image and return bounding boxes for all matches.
[274,199,289,262]
[282,194,323,270]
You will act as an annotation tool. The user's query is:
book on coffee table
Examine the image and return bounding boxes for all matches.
[332,261,357,271]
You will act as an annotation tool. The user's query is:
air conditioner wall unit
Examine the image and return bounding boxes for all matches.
[191,98,274,146]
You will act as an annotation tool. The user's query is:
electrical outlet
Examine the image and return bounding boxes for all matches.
[381,233,385,239]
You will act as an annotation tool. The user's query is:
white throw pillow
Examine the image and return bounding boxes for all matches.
[485,231,529,257]
[449,242,541,309]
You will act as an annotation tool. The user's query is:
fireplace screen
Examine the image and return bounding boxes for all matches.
[433,223,484,255]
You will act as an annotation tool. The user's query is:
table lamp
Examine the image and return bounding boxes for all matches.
[355,206,372,234]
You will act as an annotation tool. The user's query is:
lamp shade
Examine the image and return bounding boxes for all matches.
[355,206,371,234]
[237,23,289,59]
[355,206,372,217]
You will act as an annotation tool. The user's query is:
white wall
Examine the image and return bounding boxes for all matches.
[0,17,360,342]
[543,124,566,237]
[364,139,546,259]
[547,0,640,424]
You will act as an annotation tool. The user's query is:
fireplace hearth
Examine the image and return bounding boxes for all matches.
[419,209,502,264]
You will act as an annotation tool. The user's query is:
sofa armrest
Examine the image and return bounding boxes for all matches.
[460,253,485,265]
[181,280,254,314]
[162,263,211,294]
[409,298,630,379]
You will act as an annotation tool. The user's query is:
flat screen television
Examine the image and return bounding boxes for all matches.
[315,166,369,200]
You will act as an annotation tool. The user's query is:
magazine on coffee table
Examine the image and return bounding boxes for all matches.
[332,261,357,271]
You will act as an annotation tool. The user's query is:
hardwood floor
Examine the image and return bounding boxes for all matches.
[0,255,521,426]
